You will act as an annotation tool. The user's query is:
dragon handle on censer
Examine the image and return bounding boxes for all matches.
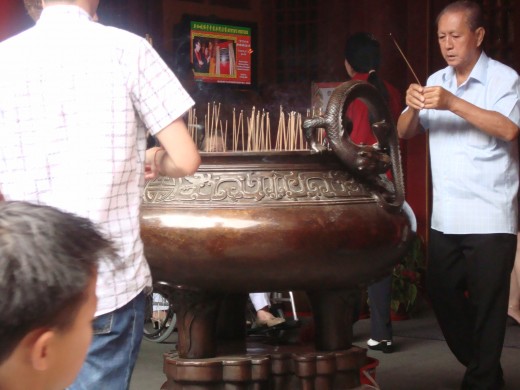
[304,79,405,211]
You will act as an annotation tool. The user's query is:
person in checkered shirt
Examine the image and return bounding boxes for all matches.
[0,1,201,389]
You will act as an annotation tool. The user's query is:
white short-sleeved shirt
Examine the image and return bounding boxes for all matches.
[0,5,195,315]
[418,52,520,234]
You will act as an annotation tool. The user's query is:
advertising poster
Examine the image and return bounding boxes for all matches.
[191,21,252,85]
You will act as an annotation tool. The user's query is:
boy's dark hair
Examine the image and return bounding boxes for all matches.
[0,201,116,364]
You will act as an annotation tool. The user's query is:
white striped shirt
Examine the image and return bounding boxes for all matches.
[419,52,520,234]
[0,5,194,315]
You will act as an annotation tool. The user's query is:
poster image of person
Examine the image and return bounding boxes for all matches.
[192,37,208,73]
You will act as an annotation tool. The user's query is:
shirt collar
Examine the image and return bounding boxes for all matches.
[352,73,370,82]
[38,4,93,24]
[441,51,488,87]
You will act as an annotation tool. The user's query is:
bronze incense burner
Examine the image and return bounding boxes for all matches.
[140,81,413,389]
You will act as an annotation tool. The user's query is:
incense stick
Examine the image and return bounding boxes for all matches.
[197,102,320,153]
[389,33,421,84]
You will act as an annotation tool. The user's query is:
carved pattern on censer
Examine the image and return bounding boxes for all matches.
[144,169,372,206]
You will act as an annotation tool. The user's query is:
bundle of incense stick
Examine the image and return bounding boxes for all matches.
[188,103,314,152]
[204,102,227,152]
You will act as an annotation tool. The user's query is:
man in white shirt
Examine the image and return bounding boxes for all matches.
[0,0,201,389]
[398,2,519,389]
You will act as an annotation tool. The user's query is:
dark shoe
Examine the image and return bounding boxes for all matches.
[507,314,520,326]
[508,306,520,326]
[461,376,505,390]
[367,338,394,353]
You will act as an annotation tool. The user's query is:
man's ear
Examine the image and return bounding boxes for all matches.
[29,329,56,371]
[476,26,485,48]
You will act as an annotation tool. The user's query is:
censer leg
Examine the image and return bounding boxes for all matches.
[306,288,360,351]
[216,293,248,353]
[171,287,224,359]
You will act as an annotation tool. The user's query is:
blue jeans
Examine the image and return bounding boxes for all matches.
[67,291,146,390]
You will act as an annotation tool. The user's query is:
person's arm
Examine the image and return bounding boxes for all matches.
[146,117,201,179]
[397,83,425,139]
[422,86,519,141]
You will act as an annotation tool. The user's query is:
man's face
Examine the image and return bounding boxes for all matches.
[437,10,484,73]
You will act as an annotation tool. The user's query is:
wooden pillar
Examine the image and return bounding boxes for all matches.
[402,0,433,243]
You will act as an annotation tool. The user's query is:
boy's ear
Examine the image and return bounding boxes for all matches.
[29,329,56,371]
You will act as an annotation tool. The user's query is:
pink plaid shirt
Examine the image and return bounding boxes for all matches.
[0,5,194,315]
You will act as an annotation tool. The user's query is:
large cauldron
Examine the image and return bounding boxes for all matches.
[140,81,413,389]
[141,151,410,293]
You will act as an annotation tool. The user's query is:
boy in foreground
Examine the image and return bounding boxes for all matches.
[0,201,116,390]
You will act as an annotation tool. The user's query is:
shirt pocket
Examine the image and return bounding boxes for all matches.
[464,128,494,149]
